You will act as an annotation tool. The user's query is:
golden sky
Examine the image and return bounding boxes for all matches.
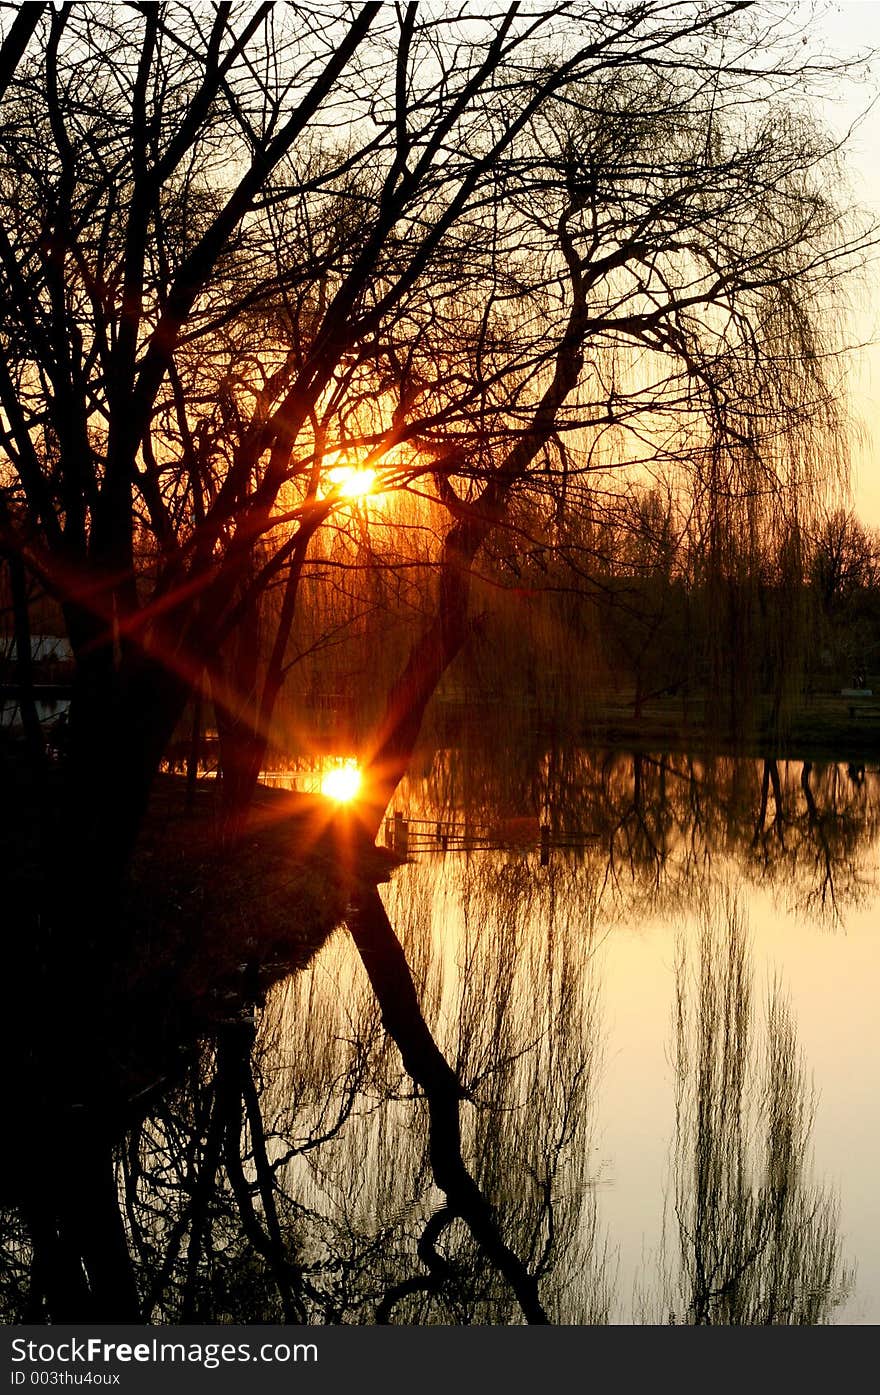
[819,1,880,523]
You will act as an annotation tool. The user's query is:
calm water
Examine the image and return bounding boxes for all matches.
[11,749,872,1324]
[251,750,879,1324]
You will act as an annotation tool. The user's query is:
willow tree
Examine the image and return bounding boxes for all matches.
[1,1,869,860]
[0,0,873,1322]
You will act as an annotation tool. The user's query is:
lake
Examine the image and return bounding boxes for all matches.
[241,748,879,1324]
[8,746,872,1324]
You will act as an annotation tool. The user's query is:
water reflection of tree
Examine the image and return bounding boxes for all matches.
[256,860,611,1324]
[651,901,852,1324]
[401,747,880,915]
[396,858,611,1323]
[0,853,609,1325]
[5,747,873,1321]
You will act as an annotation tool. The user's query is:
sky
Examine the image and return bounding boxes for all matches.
[815,2,880,523]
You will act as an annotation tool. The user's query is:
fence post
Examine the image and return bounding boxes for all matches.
[393,810,409,856]
[540,824,550,866]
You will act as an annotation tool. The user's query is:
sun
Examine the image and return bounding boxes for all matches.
[320,761,363,802]
[327,464,377,500]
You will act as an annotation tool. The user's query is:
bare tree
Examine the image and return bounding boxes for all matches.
[0,2,869,851]
[810,507,878,614]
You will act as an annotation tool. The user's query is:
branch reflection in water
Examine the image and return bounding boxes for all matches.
[1,747,872,1321]
[106,850,609,1323]
[646,898,853,1324]
[401,746,880,917]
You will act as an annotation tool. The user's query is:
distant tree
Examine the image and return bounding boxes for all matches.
[809,507,878,614]
[593,485,685,716]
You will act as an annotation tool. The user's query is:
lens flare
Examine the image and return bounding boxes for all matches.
[320,761,362,802]
[327,465,377,499]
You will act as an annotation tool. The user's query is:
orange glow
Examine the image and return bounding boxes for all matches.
[320,761,362,802]
[327,464,377,499]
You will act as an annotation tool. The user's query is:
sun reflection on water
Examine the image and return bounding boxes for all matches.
[320,760,362,802]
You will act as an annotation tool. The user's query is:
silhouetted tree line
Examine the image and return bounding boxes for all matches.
[248,491,880,750]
